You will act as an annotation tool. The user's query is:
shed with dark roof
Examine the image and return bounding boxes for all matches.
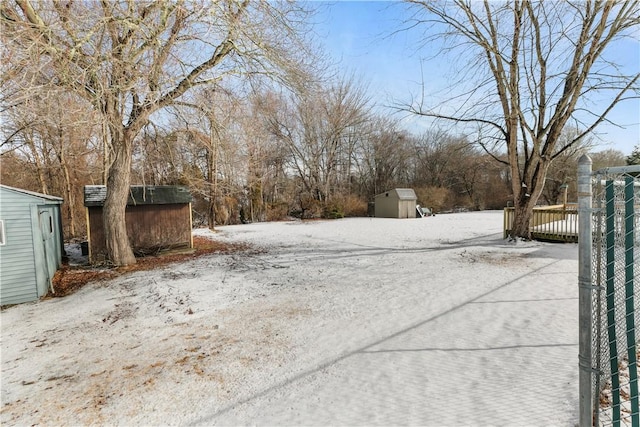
[374,188,418,219]
[84,185,193,263]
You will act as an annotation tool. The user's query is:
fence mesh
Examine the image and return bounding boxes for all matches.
[590,167,640,427]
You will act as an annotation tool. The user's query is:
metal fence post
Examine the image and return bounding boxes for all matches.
[578,154,593,426]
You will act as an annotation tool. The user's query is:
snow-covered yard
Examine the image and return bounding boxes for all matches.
[1,211,579,426]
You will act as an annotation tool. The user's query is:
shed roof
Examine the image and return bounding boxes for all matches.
[84,185,192,207]
[375,188,417,200]
[0,184,63,203]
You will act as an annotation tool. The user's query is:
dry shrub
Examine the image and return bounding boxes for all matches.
[295,193,323,219]
[325,194,367,218]
[483,180,512,210]
[414,186,454,213]
[266,202,290,221]
[450,193,476,211]
[214,195,242,225]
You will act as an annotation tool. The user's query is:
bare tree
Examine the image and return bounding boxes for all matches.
[353,117,412,199]
[161,88,244,230]
[590,148,627,170]
[406,130,509,211]
[2,0,314,264]
[403,0,640,238]
[2,86,99,237]
[538,128,595,205]
[243,91,292,222]
[264,76,371,213]
[411,130,470,189]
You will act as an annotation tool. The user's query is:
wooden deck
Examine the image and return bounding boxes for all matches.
[504,205,578,242]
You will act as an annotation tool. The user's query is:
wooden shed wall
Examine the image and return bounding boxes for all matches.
[88,203,192,262]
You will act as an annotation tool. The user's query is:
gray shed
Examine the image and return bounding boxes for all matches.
[374,188,418,219]
[0,185,64,305]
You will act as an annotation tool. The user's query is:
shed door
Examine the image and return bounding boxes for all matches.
[38,208,58,296]
[400,201,411,218]
[407,201,414,218]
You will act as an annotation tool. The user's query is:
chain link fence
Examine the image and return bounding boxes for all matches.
[578,157,640,427]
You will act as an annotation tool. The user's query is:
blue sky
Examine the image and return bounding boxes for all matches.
[312,1,640,156]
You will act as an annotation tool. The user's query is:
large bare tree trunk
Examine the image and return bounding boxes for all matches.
[511,198,534,239]
[103,131,135,266]
[509,156,551,239]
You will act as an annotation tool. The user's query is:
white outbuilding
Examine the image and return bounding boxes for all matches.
[374,188,418,219]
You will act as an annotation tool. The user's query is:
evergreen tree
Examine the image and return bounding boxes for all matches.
[627,145,640,165]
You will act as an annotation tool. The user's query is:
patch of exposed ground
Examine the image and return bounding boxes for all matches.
[49,235,250,298]
[457,249,524,266]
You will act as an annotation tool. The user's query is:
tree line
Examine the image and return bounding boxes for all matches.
[1,74,631,239]
[1,0,638,265]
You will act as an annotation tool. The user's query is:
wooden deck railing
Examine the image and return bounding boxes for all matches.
[504,204,579,242]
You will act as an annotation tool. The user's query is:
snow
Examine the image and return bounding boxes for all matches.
[1,211,579,425]
[64,242,87,266]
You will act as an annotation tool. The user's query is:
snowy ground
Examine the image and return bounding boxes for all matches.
[1,211,579,426]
